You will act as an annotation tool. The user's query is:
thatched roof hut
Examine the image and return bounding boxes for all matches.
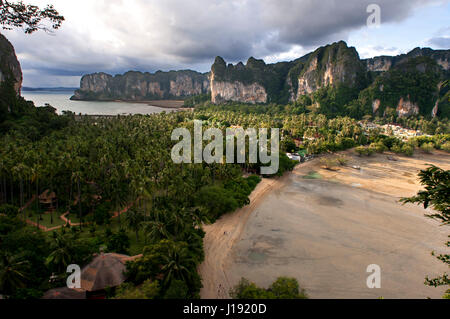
[80,253,140,292]
[42,253,142,299]
[39,189,57,205]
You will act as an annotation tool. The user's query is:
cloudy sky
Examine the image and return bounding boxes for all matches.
[2,0,450,87]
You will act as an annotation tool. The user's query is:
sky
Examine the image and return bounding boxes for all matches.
[2,0,449,87]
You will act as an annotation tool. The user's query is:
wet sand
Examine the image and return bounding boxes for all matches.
[199,150,450,299]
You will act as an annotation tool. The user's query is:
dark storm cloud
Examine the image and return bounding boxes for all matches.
[429,37,450,48]
[3,0,447,86]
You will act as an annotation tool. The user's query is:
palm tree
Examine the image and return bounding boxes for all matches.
[0,254,29,295]
[72,171,83,230]
[46,233,73,274]
[142,218,171,243]
[125,207,144,242]
[160,244,195,288]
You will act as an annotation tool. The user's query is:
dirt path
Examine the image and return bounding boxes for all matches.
[198,175,288,299]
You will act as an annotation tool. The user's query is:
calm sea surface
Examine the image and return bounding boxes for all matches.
[22,90,169,115]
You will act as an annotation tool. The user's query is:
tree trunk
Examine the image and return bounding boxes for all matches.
[78,178,82,230]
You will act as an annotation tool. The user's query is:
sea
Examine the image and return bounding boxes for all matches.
[22,89,170,116]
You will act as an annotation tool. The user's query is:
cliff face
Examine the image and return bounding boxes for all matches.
[366,56,445,118]
[210,42,449,118]
[72,70,210,101]
[210,42,367,104]
[74,41,449,118]
[210,57,270,104]
[210,56,294,104]
[364,48,450,72]
[0,33,22,95]
[290,41,367,100]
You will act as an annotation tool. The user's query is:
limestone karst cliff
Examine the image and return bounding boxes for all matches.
[288,41,368,101]
[0,33,23,95]
[210,42,449,118]
[73,40,449,118]
[71,70,210,101]
[364,47,450,72]
[364,55,448,118]
[211,41,368,105]
[210,56,293,104]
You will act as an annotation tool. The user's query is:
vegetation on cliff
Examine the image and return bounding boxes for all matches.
[209,42,449,121]
[72,69,210,101]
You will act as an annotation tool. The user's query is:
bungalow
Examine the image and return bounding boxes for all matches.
[42,253,142,299]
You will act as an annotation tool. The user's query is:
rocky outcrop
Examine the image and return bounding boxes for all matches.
[210,42,368,104]
[0,33,22,95]
[372,99,381,114]
[396,97,420,118]
[292,41,367,100]
[211,80,267,104]
[365,57,393,72]
[431,100,439,118]
[210,56,269,104]
[364,47,450,72]
[72,70,210,101]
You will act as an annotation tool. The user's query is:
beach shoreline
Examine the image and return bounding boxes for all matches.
[199,150,450,299]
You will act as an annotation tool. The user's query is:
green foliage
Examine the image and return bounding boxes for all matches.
[106,229,130,254]
[355,146,375,157]
[392,143,414,157]
[163,279,189,299]
[230,277,308,299]
[269,277,308,299]
[114,279,160,299]
[0,1,64,34]
[442,142,450,153]
[320,157,339,170]
[281,138,297,153]
[0,204,19,218]
[125,239,201,298]
[401,166,449,296]
[361,57,443,118]
[420,142,435,154]
[195,185,239,221]
[369,142,387,154]
[401,166,449,224]
[183,93,211,107]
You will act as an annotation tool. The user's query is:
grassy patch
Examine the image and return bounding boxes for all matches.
[303,171,322,179]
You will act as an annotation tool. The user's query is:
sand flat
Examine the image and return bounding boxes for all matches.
[199,151,450,299]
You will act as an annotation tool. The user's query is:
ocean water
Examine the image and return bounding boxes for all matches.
[22,90,170,115]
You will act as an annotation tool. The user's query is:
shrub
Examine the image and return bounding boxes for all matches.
[402,144,414,157]
[269,277,308,299]
[230,277,308,299]
[420,142,435,154]
[106,229,130,254]
[369,142,387,154]
[114,279,160,299]
[441,142,450,153]
[393,143,414,157]
[355,146,375,156]
[337,156,348,166]
[355,146,366,156]
[0,204,19,218]
[320,157,339,170]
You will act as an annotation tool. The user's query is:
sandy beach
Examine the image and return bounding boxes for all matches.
[199,150,450,299]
